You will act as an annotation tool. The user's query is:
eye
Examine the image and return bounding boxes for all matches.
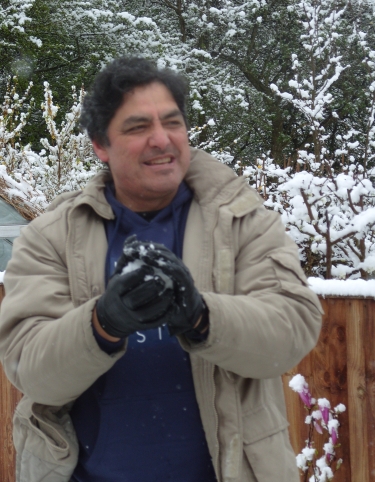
[165,119,183,127]
[125,124,147,133]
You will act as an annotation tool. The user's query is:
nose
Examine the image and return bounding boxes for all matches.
[148,121,170,150]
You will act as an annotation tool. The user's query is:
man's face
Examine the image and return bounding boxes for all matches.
[92,82,191,212]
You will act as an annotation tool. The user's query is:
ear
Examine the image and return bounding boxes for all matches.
[92,139,110,163]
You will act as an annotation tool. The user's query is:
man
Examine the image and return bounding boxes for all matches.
[0,57,322,482]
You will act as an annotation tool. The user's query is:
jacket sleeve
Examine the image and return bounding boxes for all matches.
[180,205,323,379]
[0,215,125,407]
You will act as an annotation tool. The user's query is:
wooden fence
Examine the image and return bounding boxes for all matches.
[284,296,375,482]
[0,284,21,482]
[0,289,375,481]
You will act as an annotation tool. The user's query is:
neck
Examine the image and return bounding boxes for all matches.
[114,189,178,212]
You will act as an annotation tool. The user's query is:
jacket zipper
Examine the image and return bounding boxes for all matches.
[207,204,222,482]
[65,210,76,307]
[212,364,221,481]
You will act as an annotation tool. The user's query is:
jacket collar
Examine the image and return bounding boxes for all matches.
[69,148,262,219]
[73,169,114,220]
[186,148,263,216]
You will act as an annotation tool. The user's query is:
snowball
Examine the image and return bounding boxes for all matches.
[121,242,173,291]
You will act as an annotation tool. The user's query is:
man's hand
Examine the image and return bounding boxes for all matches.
[142,243,207,337]
[112,236,208,337]
[95,264,174,338]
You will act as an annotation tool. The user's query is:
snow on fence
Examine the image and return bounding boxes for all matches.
[1,283,375,481]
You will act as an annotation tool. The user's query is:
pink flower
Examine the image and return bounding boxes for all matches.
[328,419,339,445]
[289,374,312,408]
[331,427,338,445]
[320,406,330,424]
[299,389,312,408]
[323,442,335,462]
[318,398,331,425]
[314,421,323,434]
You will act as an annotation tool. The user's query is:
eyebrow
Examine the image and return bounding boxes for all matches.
[121,109,184,127]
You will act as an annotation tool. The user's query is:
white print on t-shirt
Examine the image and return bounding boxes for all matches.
[135,326,164,343]
[136,332,146,343]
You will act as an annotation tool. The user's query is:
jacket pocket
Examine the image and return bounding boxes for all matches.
[13,398,78,482]
[242,404,299,482]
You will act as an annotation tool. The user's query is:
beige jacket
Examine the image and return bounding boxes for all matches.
[0,148,322,482]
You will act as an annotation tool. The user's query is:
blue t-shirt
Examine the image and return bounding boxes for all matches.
[71,182,217,482]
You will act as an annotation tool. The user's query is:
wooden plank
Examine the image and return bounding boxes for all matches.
[0,284,22,482]
[363,300,375,481]
[321,298,350,482]
[0,366,21,482]
[346,299,369,482]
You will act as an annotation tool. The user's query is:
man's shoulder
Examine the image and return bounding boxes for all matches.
[186,148,263,214]
[22,196,74,244]
[27,191,81,235]
[28,170,111,235]
[47,190,82,213]
[46,169,111,212]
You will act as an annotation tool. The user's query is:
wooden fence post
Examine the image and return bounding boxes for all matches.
[0,284,22,482]
[346,299,369,482]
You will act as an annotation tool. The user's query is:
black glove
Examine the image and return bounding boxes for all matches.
[96,264,174,338]
[115,236,208,337]
[140,242,207,337]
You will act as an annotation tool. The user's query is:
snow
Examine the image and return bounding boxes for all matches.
[334,403,346,413]
[121,241,173,291]
[317,398,330,408]
[121,259,173,291]
[327,418,339,433]
[308,277,375,298]
[289,373,307,393]
[121,259,145,275]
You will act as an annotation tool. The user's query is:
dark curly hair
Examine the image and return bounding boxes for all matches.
[80,57,188,146]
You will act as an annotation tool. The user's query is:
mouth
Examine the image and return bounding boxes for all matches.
[144,157,173,166]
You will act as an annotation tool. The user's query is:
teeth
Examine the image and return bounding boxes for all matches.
[147,157,171,165]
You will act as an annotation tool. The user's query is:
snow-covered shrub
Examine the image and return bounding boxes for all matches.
[0,77,46,216]
[245,156,375,279]
[0,77,33,175]
[188,121,234,165]
[0,79,101,210]
[21,82,101,203]
[244,0,375,280]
